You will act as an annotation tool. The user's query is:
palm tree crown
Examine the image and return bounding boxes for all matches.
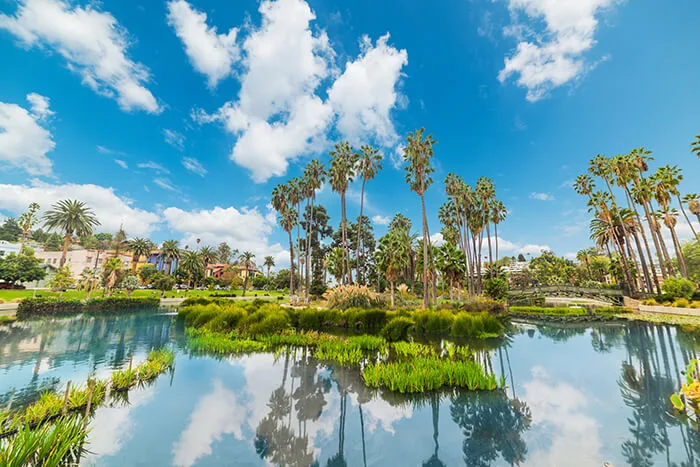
[43,199,100,266]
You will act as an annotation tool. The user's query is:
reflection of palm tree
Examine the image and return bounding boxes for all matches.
[422,394,446,467]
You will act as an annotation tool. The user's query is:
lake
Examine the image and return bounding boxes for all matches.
[0,312,698,466]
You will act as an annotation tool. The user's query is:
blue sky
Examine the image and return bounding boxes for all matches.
[0,0,698,267]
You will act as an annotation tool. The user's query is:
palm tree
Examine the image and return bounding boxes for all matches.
[355,145,382,284]
[631,176,674,277]
[159,240,181,275]
[476,177,495,277]
[43,199,100,267]
[682,193,700,226]
[490,200,507,271]
[658,208,688,277]
[263,256,275,290]
[272,184,296,296]
[656,164,697,239]
[127,237,152,272]
[329,141,358,285]
[691,135,700,158]
[103,257,123,296]
[239,251,256,296]
[199,246,218,265]
[18,202,40,253]
[302,159,326,303]
[376,229,411,306]
[180,250,204,288]
[287,178,303,291]
[403,128,437,308]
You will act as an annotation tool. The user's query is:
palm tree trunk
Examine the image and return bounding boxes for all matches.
[288,230,295,296]
[494,222,499,272]
[486,223,493,278]
[390,280,395,307]
[355,178,366,285]
[471,234,479,294]
[340,192,349,284]
[623,187,656,293]
[60,233,71,267]
[631,229,654,293]
[632,193,664,291]
[677,194,699,239]
[305,198,314,304]
[669,226,688,277]
[420,192,430,309]
[655,222,675,276]
[603,177,638,292]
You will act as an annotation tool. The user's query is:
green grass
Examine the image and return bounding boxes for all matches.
[0,416,88,467]
[112,348,175,390]
[0,316,16,324]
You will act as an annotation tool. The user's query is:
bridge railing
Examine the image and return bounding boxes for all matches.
[507,285,624,297]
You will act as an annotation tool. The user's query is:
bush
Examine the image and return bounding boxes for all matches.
[16,297,159,318]
[413,310,454,335]
[460,298,506,315]
[325,285,384,310]
[451,312,503,338]
[662,277,696,300]
[673,298,690,308]
[483,278,508,300]
[381,317,414,342]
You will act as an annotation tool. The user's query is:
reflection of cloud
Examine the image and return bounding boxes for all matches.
[521,366,601,466]
[85,386,157,461]
[349,393,412,434]
[172,379,247,467]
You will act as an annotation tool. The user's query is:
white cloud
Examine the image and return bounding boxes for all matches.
[96,145,126,156]
[26,92,54,120]
[163,129,185,151]
[492,236,550,256]
[0,180,159,236]
[328,33,407,145]
[390,144,405,170]
[195,0,408,182]
[529,192,555,201]
[564,252,577,260]
[114,159,128,169]
[372,215,390,225]
[499,0,617,102]
[430,232,444,246]
[154,178,178,192]
[0,0,160,113]
[517,243,550,255]
[162,205,289,267]
[137,161,170,174]
[181,157,207,176]
[0,94,54,176]
[167,0,239,88]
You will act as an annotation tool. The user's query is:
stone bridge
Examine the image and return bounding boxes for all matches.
[508,285,625,305]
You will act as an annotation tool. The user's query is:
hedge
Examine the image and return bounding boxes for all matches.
[16,297,160,318]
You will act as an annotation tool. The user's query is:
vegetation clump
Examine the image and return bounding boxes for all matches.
[670,358,699,421]
[0,416,88,467]
[112,348,175,391]
[16,296,159,319]
[325,285,384,310]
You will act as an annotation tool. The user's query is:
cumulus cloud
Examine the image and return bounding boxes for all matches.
[181,157,207,176]
[499,0,617,102]
[0,94,54,175]
[0,0,160,113]
[195,0,408,182]
[167,0,239,88]
[372,215,390,225]
[0,180,159,236]
[162,205,289,267]
[530,192,555,201]
[163,129,185,151]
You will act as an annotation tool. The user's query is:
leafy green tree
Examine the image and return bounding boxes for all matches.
[153,273,176,297]
[239,251,256,296]
[529,251,577,286]
[661,277,695,299]
[44,232,62,251]
[376,229,411,306]
[484,277,508,300]
[121,274,140,298]
[31,228,48,244]
[0,218,21,242]
[180,250,204,288]
[252,275,268,289]
[49,266,75,291]
[0,252,46,285]
[682,240,700,284]
[138,263,158,284]
[43,199,100,267]
[199,246,218,266]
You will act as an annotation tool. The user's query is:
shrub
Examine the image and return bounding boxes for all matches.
[203,309,246,332]
[325,285,384,310]
[460,297,506,315]
[452,312,503,338]
[483,278,508,301]
[242,309,291,336]
[662,277,696,300]
[381,317,414,342]
[673,298,690,308]
[16,297,159,319]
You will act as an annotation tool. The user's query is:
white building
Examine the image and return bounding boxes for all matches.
[35,249,132,278]
[0,240,21,257]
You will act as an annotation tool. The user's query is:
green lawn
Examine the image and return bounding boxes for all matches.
[0,288,288,302]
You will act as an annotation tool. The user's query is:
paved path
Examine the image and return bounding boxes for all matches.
[639,304,700,317]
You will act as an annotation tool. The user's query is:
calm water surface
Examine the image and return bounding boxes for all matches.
[0,313,699,466]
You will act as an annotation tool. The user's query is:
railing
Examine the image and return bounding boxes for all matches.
[508,285,624,297]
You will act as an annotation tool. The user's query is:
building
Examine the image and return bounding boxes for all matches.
[35,249,133,278]
[136,251,180,274]
[0,240,21,257]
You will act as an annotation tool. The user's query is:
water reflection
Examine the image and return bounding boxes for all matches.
[1,314,700,465]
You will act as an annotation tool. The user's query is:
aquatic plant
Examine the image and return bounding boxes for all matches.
[22,392,63,427]
[670,358,699,419]
[67,378,107,409]
[381,317,414,341]
[452,312,503,339]
[138,349,175,381]
[0,416,88,467]
[362,357,499,393]
[392,341,435,359]
[111,367,138,391]
[187,328,269,354]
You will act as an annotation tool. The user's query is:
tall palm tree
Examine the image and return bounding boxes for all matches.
[102,257,123,297]
[272,184,296,296]
[127,237,153,272]
[355,144,382,284]
[18,202,40,253]
[682,193,700,226]
[239,251,256,296]
[302,159,326,302]
[656,164,697,239]
[287,178,303,291]
[490,200,507,271]
[43,199,100,267]
[658,208,688,277]
[329,141,358,285]
[476,177,495,277]
[631,176,674,277]
[376,228,411,307]
[263,255,275,290]
[403,128,437,308]
[159,240,181,275]
[180,250,204,288]
[199,246,218,266]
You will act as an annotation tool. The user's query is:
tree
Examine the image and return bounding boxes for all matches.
[180,250,204,288]
[43,200,100,267]
[484,277,508,300]
[692,135,700,159]
[404,128,437,308]
[239,251,256,296]
[682,240,700,284]
[658,207,688,277]
[0,251,46,285]
[44,232,62,251]
[121,275,140,298]
[272,184,296,296]
[329,141,358,285]
[217,242,235,264]
[529,251,577,286]
[682,193,700,226]
[199,246,218,266]
[376,229,411,306]
[153,273,176,297]
[18,202,40,252]
[127,237,153,272]
[49,266,74,291]
[102,257,124,296]
[517,253,526,262]
[139,263,157,284]
[263,256,275,290]
[159,240,181,275]
[0,218,21,242]
[112,225,127,257]
[301,158,326,303]
[355,145,382,284]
